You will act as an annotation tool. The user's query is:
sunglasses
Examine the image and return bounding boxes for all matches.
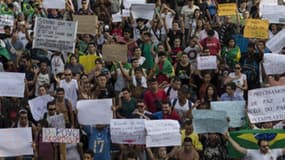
[48,108,56,111]
[65,74,72,76]
[235,67,241,70]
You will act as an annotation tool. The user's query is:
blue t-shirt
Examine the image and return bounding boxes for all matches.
[84,126,111,160]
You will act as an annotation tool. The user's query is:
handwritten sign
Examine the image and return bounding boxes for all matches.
[124,0,145,9]
[43,0,65,9]
[49,114,65,128]
[77,99,113,125]
[29,95,54,121]
[197,56,217,70]
[263,54,285,75]
[266,29,285,53]
[248,86,285,123]
[192,110,228,134]
[0,72,25,97]
[0,128,33,157]
[102,44,128,62]
[110,119,145,144]
[112,12,122,22]
[42,128,80,143]
[244,19,269,39]
[218,3,237,16]
[33,17,77,53]
[0,15,14,33]
[145,120,181,147]
[211,101,245,128]
[260,5,285,24]
[73,15,98,34]
[131,3,155,20]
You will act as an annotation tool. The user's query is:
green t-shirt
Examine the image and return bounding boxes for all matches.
[118,97,137,118]
[141,43,154,70]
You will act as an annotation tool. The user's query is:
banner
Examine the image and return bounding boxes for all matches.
[77,99,113,125]
[112,12,122,23]
[0,128,33,157]
[43,0,65,9]
[197,56,217,70]
[49,114,65,128]
[73,15,98,34]
[29,95,54,121]
[211,101,246,128]
[260,0,278,5]
[248,86,285,123]
[131,3,155,20]
[260,5,285,24]
[0,15,14,33]
[122,9,130,17]
[218,3,237,16]
[110,119,145,144]
[266,29,285,53]
[263,54,285,75]
[228,129,285,158]
[33,17,77,53]
[244,19,269,39]
[124,0,145,9]
[102,44,128,62]
[0,72,25,97]
[192,110,228,134]
[145,120,181,147]
[42,128,80,143]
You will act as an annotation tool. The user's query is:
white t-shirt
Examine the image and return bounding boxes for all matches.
[164,87,178,101]
[51,55,65,75]
[60,79,78,110]
[229,73,247,96]
[181,5,200,29]
[172,99,191,118]
[112,68,129,92]
[245,149,283,160]
[199,29,219,41]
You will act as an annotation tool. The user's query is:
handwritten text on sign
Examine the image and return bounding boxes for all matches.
[197,56,217,70]
[0,72,25,97]
[110,119,145,144]
[33,17,77,53]
[218,3,237,16]
[42,128,80,143]
[248,86,285,123]
[244,19,269,39]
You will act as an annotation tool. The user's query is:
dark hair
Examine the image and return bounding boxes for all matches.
[121,87,131,92]
[47,101,56,109]
[184,137,193,143]
[143,32,152,37]
[227,38,236,47]
[172,76,181,82]
[205,84,218,102]
[226,82,236,90]
[207,29,215,37]
[131,58,139,63]
[257,139,268,146]
[161,99,171,106]
[158,51,167,57]
[84,150,94,158]
[183,119,193,126]
[56,88,65,93]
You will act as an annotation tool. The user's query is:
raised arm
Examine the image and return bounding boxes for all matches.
[224,132,247,155]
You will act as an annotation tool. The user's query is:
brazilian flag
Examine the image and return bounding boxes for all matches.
[228,129,285,158]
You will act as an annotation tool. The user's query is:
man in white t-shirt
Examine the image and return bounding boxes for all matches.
[181,0,199,34]
[225,132,285,160]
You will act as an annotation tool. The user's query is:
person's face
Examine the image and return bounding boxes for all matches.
[82,1,88,9]
[71,57,77,64]
[136,102,145,112]
[228,39,235,47]
[4,28,10,35]
[134,48,142,57]
[194,10,200,18]
[183,141,193,151]
[178,91,187,100]
[83,153,93,160]
[257,42,265,49]
[173,80,181,90]
[88,44,96,53]
[64,71,72,80]
[19,113,28,126]
[150,81,158,91]
[144,35,150,41]
[40,63,48,72]
[207,86,214,96]
[172,23,179,30]
[240,2,247,9]
[259,141,270,154]
[204,22,211,30]
[124,32,130,39]
[132,60,139,68]
[188,0,194,6]
[181,55,189,63]
[158,45,165,52]
[197,19,203,27]
[226,86,234,95]
[122,90,131,100]
[38,86,47,96]
[97,76,107,87]
[174,39,181,47]
[234,64,241,73]
[48,104,56,116]
[184,124,193,135]
[262,122,273,129]
[56,91,65,100]
[158,147,167,158]
[162,104,171,114]
[204,74,211,83]
[159,55,166,62]
[135,71,143,79]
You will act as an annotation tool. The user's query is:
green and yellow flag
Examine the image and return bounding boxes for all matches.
[228,129,285,158]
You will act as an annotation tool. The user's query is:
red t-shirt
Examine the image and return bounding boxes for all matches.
[200,37,221,55]
[144,89,168,113]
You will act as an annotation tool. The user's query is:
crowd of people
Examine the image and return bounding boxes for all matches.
[0,0,285,159]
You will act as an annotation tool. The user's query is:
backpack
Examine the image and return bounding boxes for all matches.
[172,98,192,109]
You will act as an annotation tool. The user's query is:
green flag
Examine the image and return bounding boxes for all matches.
[228,129,285,158]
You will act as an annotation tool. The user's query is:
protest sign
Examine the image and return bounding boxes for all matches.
[228,129,285,158]
[131,3,155,20]
[112,12,122,22]
[110,119,145,144]
[49,114,65,128]
[0,72,25,97]
[263,54,285,75]
[77,99,113,125]
[0,128,33,157]
[244,19,269,39]
[124,0,145,9]
[248,86,285,123]
[145,120,181,147]
[211,101,246,128]
[197,56,217,70]
[0,15,14,33]
[42,128,80,143]
[102,44,128,62]
[260,0,278,5]
[73,15,98,34]
[218,3,237,16]
[29,95,54,121]
[43,0,65,9]
[122,9,130,17]
[260,5,285,24]
[192,110,228,134]
[266,29,285,53]
[33,17,77,53]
